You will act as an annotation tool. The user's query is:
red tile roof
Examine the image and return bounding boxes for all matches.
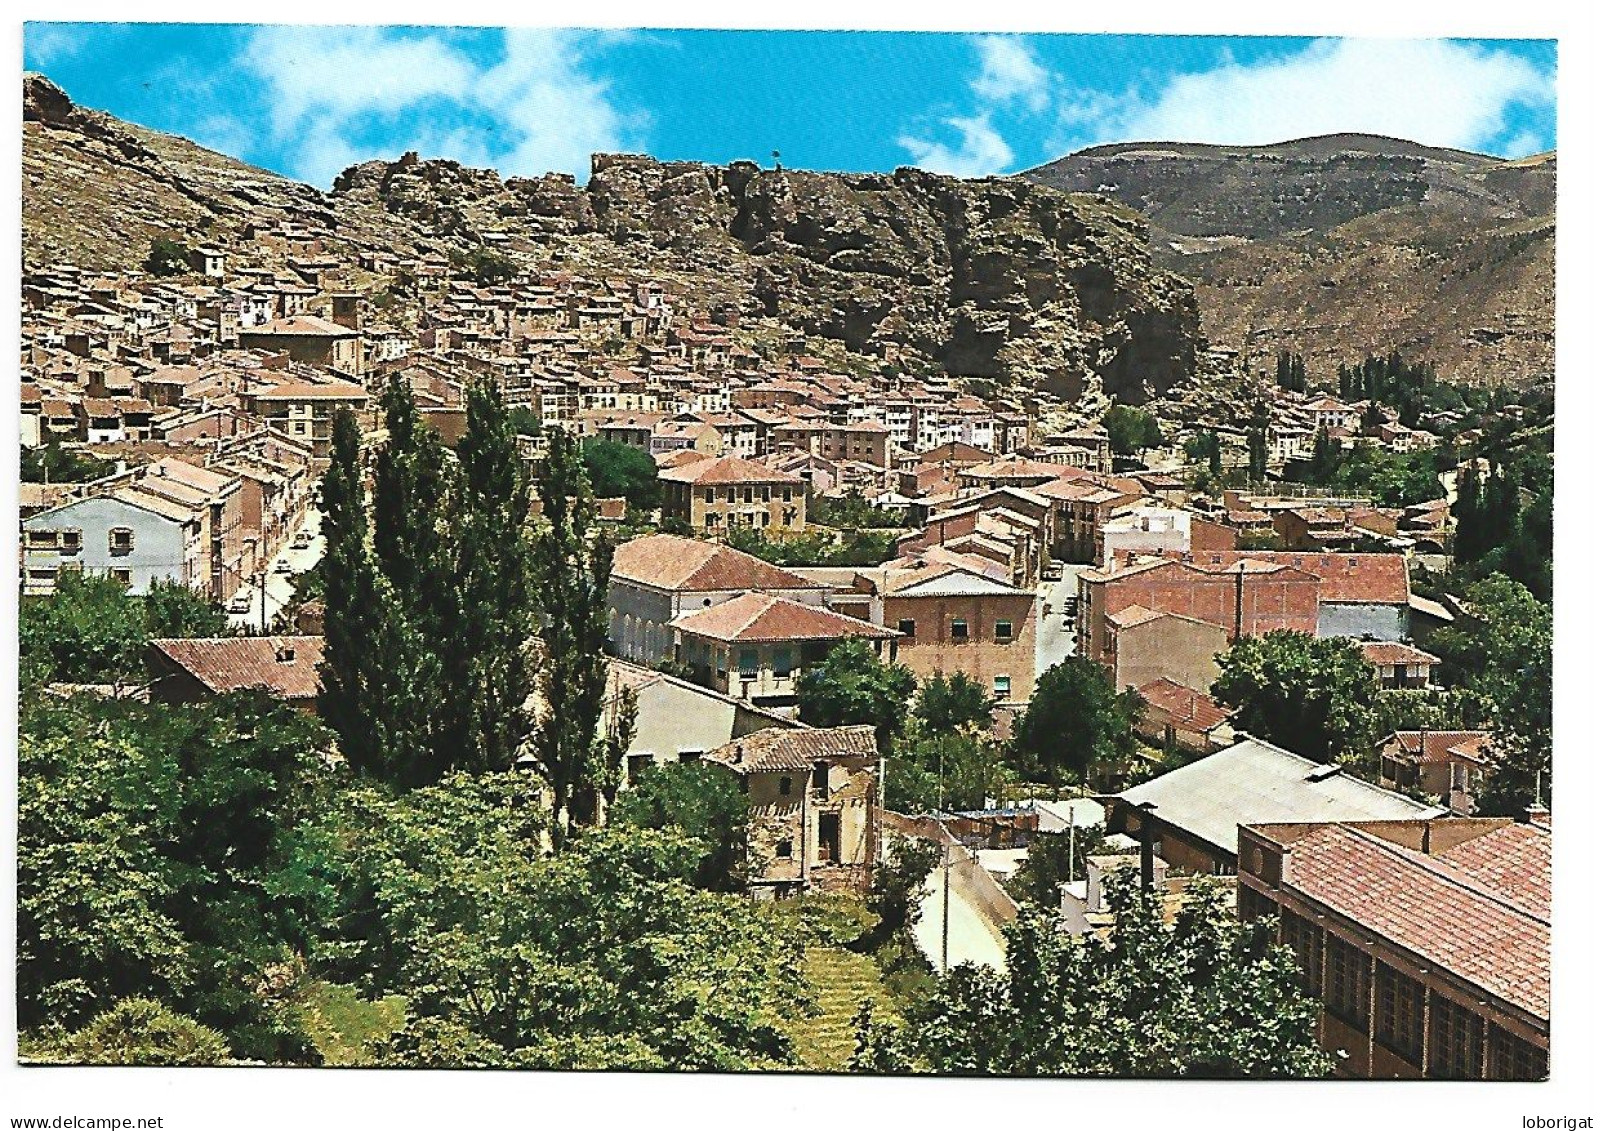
[671,592,898,643]
[1278,822,1549,1021]
[1383,730,1494,766]
[657,454,804,486]
[1360,641,1441,667]
[704,724,878,773]
[150,636,323,700]
[1137,678,1232,731]
[1148,550,1410,605]
[611,534,823,593]
[1434,823,1551,919]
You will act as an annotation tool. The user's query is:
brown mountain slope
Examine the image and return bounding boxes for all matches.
[1021,134,1555,384]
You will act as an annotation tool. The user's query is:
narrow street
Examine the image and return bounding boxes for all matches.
[1035,564,1089,676]
[227,507,325,633]
[914,857,1008,973]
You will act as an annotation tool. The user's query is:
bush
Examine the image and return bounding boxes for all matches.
[37,998,230,1066]
[145,238,191,277]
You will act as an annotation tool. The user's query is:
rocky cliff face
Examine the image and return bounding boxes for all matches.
[1023,134,1555,384]
[336,151,1202,402]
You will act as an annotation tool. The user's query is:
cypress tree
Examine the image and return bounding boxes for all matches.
[448,378,539,773]
[1248,426,1269,482]
[1452,462,1483,564]
[529,426,617,847]
[371,377,457,640]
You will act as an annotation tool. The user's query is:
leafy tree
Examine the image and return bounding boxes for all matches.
[1247,424,1270,482]
[614,761,750,891]
[913,671,995,734]
[855,878,1331,1077]
[19,691,332,1061]
[307,777,800,1069]
[21,442,114,483]
[582,438,662,512]
[885,731,1016,814]
[316,408,437,784]
[1211,631,1377,764]
[1275,350,1307,393]
[20,573,225,686]
[29,998,231,1066]
[1005,824,1108,912]
[726,525,899,567]
[858,836,940,953]
[447,378,539,773]
[813,489,911,530]
[795,638,917,751]
[371,377,457,642]
[530,426,617,845]
[1184,430,1223,476]
[1104,406,1163,456]
[145,237,191,277]
[1308,426,1340,482]
[1010,658,1141,786]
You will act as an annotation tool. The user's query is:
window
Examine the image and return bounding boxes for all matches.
[1324,936,1371,1030]
[776,839,794,859]
[704,488,715,504]
[762,486,771,502]
[993,674,1011,698]
[738,649,759,677]
[743,487,753,503]
[725,487,737,503]
[782,487,793,502]
[110,568,133,587]
[778,776,793,797]
[109,527,134,554]
[898,619,917,639]
[705,514,718,528]
[627,753,653,782]
[1429,992,1485,1079]
[817,813,840,864]
[761,511,771,527]
[1279,914,1323,994]
[811,762,830,795]
[1237,885,1276,923]
[26,529,60,550]
[1486,1025,1547,1081]
[1374,961,1425,1063]
[951,618,969,642]
[995,619,1014,642]
[773,648,794,677]
[678,750,703,764]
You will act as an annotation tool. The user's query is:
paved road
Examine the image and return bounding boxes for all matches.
[1035,565,1090,676]
[227,508,325,633]
[914,854,1008,973]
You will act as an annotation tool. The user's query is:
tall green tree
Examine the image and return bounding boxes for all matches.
[371,377,457,641]
[1104,406,1164,456]
[530,426,617,845]
[913,671,995,734]
[854,878,1331,1078]
[582,438,662,512]
[20,573,225,687]
[795,638,918,752]
[1211,631,1377,764]
[447,378,539,773]
[614,760,750,891]
[1010,657,1141,786]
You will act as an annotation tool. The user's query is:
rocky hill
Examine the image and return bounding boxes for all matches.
[1022,134,1555,384]
[24,73,1202,405]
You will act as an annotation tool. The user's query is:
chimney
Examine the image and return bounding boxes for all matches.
[275,645,297,663]
[1525,803,1551,828]
[732,744,744,765]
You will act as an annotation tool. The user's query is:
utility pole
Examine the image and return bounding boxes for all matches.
[258,570,268,635]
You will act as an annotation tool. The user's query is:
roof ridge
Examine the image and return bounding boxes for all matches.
[1331,824,1550,927]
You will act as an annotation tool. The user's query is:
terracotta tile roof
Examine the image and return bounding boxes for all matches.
[1434,823,1551,919]
[611,534,823,593]
[671,592,898,643]
[657,454,804,486]
[704,724,879,773]
[150,636,324,700]
[1150,550,1410,605]
[1383,730,1494,766]
[251,380,369,400]
[1360,641,1440,667]
[246,315,357,336]
[1137,678,1232,731]
[1277,823,1549,1021]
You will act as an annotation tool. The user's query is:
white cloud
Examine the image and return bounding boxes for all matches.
[898,115,1013,179]
[1057,39,1553,156]
[237,26,631,186]
[971,35,1050,114]
[25,24,89,70]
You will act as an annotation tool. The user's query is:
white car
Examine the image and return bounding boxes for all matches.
[273,559,293,576]
[227,594,252,615]
[292,532,312,549]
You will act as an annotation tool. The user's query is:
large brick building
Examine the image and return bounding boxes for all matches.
[1237,816,1549,1080]
[657,454,807,536]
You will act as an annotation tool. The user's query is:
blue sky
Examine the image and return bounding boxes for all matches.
[23,25,1557,189]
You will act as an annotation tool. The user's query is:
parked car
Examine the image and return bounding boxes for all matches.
[227,594,252,615]
[273,560,293,576]
[292,532,311,549]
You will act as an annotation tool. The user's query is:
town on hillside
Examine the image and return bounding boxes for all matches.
[17,63,1554,1085]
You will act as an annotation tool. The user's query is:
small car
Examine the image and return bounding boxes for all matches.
[292,532,312,549]
[273,559,293,576]
[227,594,252,614]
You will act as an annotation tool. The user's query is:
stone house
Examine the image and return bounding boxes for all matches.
[657,454,807,536]
[704,725,882,898]
[1376,730,1494,815]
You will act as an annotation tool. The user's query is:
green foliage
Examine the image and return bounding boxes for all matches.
[145,237,191,277]
[20,572,226,685]
[31,998,231,1066]
[913,671,994,734]
[582,438,662,511]
[856,878,1331,1077]
[1184,430,1222,476]
[530,425,619,844]
[1274,350,1308,393]
[858,836,939,954]
[18,691,332,1061]
[1452,459,1552,602]
[1010,658,1141,786]
[1428,573,1552,814]
[1211,631,1377,764]
[726,524,899,567]
[1005,825,1109,912]
[1104,405,1164,456]
[306,776,800,1069]
[1288,440,1447,508]
[614,761,750,891]
[21,442,114,483]
[1336,351,1443,429]
[885,731,1016,814]
[449,246,517,286]
[795,638,917,751]
[812,489,911,530]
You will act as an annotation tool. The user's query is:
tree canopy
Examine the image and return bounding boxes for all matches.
[795,638,917,751]
[582,438,662,512]
[21,572,226,686]
[1010,658,1141,786]
[1211,631,1377,765]
[1103,406,1164,456]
